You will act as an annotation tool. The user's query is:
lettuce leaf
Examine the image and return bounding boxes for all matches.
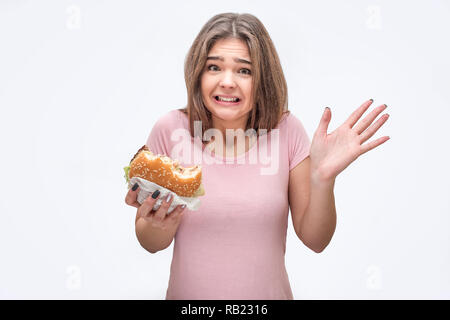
[123,166,130,184]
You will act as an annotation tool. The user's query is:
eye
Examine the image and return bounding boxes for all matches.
[239,68,251,75]
[207,64,219,71]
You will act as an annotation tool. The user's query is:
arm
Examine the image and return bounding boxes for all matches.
[289,100,390,253]
[289,156,337,253]
[289,99,389,252]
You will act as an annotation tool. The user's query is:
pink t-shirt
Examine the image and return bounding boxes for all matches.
[145,109,311,300]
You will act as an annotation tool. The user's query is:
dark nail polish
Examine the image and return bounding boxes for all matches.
[152,190,160,199]
[369,99,373,102]
[384,104,388,108]
[132,183,139,191]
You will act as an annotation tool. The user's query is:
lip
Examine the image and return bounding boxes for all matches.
[212,95,242,106]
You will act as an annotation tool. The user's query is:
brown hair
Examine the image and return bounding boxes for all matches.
[179,12,290,143]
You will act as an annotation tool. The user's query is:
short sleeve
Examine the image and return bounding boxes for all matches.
[287,113,311,171]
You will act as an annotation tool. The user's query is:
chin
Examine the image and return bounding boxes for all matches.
[209,105,249,121]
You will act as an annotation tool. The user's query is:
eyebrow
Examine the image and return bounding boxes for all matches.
[206,56,252,65]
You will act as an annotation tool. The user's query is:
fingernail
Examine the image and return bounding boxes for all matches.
[132,183,139,191]
[181,204,186,209]
[166,193,173,202]
[384,104,388,108]
[369,99,373,102]
[152,190,160,199]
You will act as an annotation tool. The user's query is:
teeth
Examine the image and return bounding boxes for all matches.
[217,96,239,102]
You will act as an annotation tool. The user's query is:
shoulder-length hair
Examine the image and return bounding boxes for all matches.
[179,12,290,143]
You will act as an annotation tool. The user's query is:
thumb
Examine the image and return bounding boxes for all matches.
[316,107,331,136]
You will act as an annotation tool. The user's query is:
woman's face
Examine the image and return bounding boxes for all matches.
[200,38,253,133]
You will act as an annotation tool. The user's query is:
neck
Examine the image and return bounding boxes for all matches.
[212,115,249,140]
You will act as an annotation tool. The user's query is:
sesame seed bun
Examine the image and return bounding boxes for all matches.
[128,145,204,197]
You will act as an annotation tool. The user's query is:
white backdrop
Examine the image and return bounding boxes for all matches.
[1,0,449,299]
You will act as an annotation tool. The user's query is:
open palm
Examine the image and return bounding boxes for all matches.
[310,99,390,182]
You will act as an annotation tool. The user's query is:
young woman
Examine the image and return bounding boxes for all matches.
[125,13,390,300]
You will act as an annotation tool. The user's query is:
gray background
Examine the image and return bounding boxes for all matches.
[1,0,449,299]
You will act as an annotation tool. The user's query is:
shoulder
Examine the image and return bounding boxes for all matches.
[276,110,307,132]
[147,109,188,143]
[152,109,187,131]
[278,110,311,162]
[146,109,188,155]
[156,108,184,124]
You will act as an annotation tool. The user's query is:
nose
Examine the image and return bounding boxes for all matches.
[219,70,236,89]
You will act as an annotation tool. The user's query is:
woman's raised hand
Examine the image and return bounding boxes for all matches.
[310,99,390,182]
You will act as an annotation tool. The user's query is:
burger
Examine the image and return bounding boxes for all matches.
[124,145,205,197]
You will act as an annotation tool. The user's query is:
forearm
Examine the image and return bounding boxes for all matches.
[135,216,178,253]
[299,171,337,253]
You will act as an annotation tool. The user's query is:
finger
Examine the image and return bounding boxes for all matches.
[316,107,331,137]
[354,104,387,135]
[152,192,174,227]
[167,204,187,224]
[359,113,390,144]
[360,135,390,156]
[136,207,151,224]
[345,99,373,128]
[137,190,161,219]
[125,183,140,208]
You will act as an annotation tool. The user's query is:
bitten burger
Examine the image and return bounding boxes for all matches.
[124,145,205,197]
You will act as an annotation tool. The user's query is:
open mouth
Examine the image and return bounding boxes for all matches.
[214,96,241,104]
